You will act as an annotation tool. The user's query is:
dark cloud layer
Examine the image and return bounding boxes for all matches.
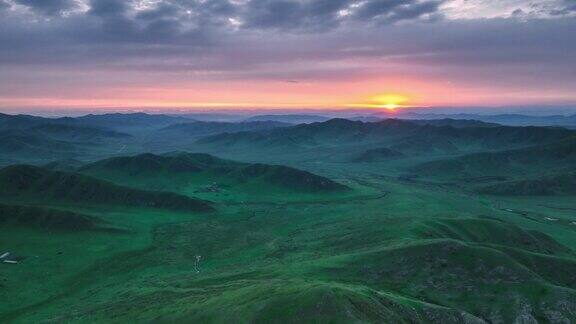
[14,0,77,15]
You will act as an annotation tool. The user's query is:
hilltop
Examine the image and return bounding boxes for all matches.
[412,136,576,179]
[0,165,213,212]
[79,152,350,198]
[0,203,103,231]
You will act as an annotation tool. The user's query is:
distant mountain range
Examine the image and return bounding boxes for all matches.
[403,112,576,128]
[244,114,331,124]
[158,120,291,137]
[0,112,192,130]
[195,118,574,156]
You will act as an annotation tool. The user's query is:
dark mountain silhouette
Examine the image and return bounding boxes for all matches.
[0,113,51,129]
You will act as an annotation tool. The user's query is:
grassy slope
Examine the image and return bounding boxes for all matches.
[0,203,104,231]
[2,121,576,322]
[78,153,351,202]
[2,170,576,323]
[0,165,214,213]
[478,172,576,196]
[412,136,576,178]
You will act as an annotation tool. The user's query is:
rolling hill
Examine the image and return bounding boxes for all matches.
[195,119,574,156]
[408,113,576,128]
[79,152,350,197]
[158,120,291,138]
[244,114,331,124]
[0,132,82,160]
[353,147,405,162]
[28,124,131,142]
[477,172,576,196]
[0,203,103,231]
[5,112,576,323]
[70,113,192,130]
[0,113,49,130]
[412,136,576,179]
[0,165,213,212]
[407,118,500,128]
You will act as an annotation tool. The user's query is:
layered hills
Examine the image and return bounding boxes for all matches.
[196,118,574,156]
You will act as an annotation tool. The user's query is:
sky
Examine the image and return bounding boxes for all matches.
[0,0,575,112]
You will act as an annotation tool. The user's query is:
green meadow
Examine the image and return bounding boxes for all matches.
[1,114,576,322]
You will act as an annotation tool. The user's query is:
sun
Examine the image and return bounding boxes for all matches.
[371,94,409,110]
[382,103,400,110]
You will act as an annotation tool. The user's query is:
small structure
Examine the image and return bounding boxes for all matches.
[194,255,202,273]
[0,252,21,264]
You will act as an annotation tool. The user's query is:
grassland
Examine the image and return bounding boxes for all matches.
[1,115,576,322]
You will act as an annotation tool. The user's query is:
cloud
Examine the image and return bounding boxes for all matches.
[550,0,576,15]
[242,0,352,31]
[88,0,128,17]
[14,0,78,16]
[240,0,445,31]
[0,0,10,10]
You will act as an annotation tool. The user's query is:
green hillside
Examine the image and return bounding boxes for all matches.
[0,165,213,212]
[79,153,350,200]
[478,172,576,196]
[353,147,405,162]
[0,203,104,231]
[412,136,576,179]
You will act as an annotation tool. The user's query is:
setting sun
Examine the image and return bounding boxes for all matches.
[371,94,409,110]
[382,103,400,110]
